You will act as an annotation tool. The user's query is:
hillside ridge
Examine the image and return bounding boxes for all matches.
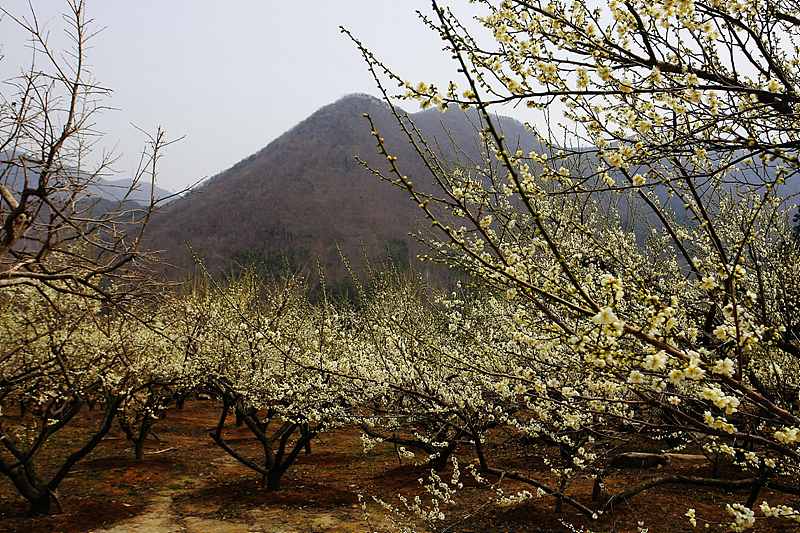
[145,94,542,280]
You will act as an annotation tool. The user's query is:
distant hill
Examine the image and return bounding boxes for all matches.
[144,94,543,280]
[90,178,175,205]
[1,152,175,205]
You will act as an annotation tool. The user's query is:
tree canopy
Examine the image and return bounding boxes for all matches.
[345,0,800,529]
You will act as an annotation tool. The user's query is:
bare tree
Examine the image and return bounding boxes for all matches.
[0,1,178,303]
[0,1,180,516]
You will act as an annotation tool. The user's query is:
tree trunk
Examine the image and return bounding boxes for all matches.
[2,462,52,516]
[300,423,312,455]
[264,469,282,492]
[430,452,450,472]
[134,439,145,460]
[27,492,53,517]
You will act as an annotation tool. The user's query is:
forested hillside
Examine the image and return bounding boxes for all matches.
[144,93,541,280]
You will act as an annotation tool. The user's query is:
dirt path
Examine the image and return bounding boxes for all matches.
[94,492,187,533]
[93,450,379,533]
[94,481,380,533]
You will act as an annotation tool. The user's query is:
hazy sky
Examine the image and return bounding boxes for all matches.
[1,1,502,193]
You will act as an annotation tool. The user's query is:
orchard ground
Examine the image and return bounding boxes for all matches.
[0,399,796,533]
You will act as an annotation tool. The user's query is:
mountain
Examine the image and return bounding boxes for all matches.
[89,178,175,205]
[144,94,543,280]
[1,152,175,205]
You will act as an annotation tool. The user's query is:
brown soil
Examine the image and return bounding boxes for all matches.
[1,401,797,533]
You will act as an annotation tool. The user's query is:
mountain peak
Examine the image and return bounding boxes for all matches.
[145,95,541,280]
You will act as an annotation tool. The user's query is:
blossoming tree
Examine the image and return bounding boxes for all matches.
[0,286,173,515]
[338,267,494,473]
[347,0,800,529]
[171,268,358,492]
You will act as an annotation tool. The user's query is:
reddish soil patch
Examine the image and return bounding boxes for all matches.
[1,401,798,533]
[0,500,144,533]
[181,477,359,510]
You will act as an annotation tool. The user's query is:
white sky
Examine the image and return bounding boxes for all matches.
[1,1,505,193]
